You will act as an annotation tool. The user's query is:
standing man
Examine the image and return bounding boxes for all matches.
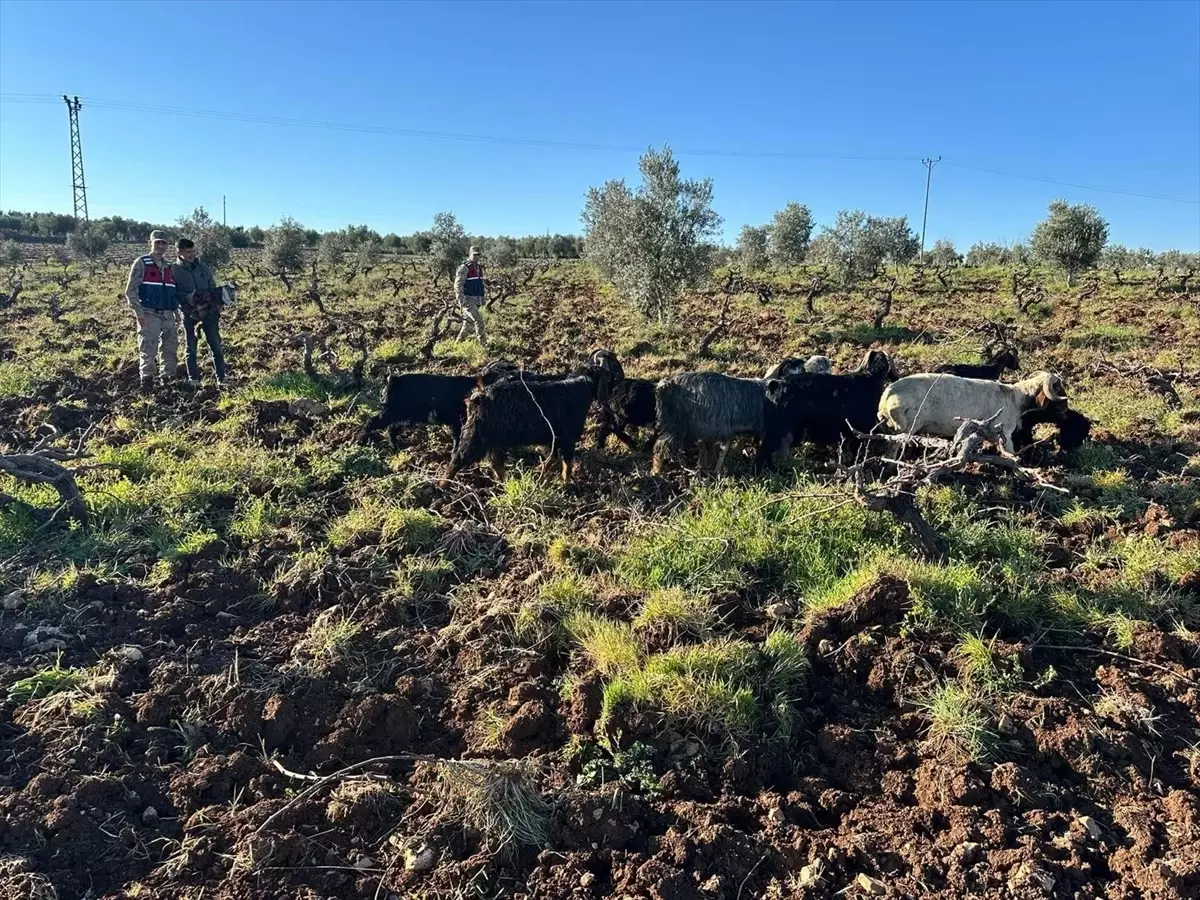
[173,238,227,384]
[454,245,487,344]
[124,230,179,391]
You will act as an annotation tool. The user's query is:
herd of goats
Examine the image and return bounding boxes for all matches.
[359,343,1091,484]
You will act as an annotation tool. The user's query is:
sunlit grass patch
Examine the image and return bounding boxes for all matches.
[230,496,286,543]
[953,634,1001,690]
[7,654,113,706]
[489,472,567,523]
[617,482,885,598]
[632,588,715,643]
[513,573,594,645]
[237,371,329,402]
[327,497,440,552]
[565,611,641,676]
[1065,324,1150,351]
[433,339,488,368]
[0,360,46,398]
[1072,382,1174,438]
[392,556,455,598]
[547,536,608,574]
[918,681,996,762]
[372,337,418,365]
[808,551,988,631]
[294,608,362,669]
[592,634,805,745]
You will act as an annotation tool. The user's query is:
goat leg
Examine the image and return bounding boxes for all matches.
[486,449,507,481]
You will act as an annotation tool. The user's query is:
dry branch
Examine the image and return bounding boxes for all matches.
[0,430,96,526]
[839,413,1069,560]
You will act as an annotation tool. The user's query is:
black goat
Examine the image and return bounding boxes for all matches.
[757,349,896,469]
[361,360,522,450]
[933,347,1020,380]
[595,376,658,451]
[443,350,623,483]
[1014,405,1092,453]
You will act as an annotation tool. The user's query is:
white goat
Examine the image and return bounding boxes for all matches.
[877,371,1067,453]
[763,354,833,378]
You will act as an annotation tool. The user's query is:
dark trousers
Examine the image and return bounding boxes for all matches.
[184,310,226,381]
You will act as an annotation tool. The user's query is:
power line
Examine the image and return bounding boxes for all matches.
[2,92,1197,205]
[0,93,918,162]
[939,159,1197,205]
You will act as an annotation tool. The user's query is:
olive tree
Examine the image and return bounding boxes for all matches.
[1153,249,1195,270]
[736,224,770,271]
[65,229,109,259]
[317,230,349,269]
[1100,244,1154,272]
[176,206,232,270]
[264,217,307,275]
[809,210,918,285]
[351,238,380,273]
[582,145,721,323]
[1031,200,1108,286]
[927,239,961,267]
[488,237,519,268]
[768,202,813,267]
[429,211,470,280]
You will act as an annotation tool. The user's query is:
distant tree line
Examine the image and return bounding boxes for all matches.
[0,209,585,262]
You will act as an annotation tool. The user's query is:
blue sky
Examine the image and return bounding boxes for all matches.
[1,0,1197,250]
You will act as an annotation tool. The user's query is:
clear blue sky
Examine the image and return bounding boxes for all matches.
[1,0,1197,250]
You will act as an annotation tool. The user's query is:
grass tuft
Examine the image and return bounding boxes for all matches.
[918,681,996,762]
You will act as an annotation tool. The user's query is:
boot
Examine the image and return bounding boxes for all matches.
[138,378,154,394]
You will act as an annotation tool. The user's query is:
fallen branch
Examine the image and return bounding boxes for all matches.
[0,450,89,525]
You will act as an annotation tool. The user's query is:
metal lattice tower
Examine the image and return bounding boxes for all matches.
[64,95,91,250]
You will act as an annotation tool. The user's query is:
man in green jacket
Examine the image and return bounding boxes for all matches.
[172,238,227,383]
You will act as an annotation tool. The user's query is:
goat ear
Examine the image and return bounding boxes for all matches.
[765,378,784,402]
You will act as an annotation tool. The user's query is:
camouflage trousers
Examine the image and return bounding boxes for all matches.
[458,298,486,344]
[131,304,179,381]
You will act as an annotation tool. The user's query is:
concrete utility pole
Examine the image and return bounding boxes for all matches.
[920,156,941,256]
[64,95,91,252]
[223,195,227,227]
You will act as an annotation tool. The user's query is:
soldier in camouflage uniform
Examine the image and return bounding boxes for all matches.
[124,230,179,390]
[454,246,487,345]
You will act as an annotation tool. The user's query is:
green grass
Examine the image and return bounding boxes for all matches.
[230,497,286,543]
[809,551,988,631]
[432,339,488,367]
[1065,324,1150,351]
[513,573,594,645]
[565,611,641,676]
[8,657,91,704]
[238,371,330,402]
[327,498,440,552]
[953,634,1001,689]
[372,337,417,365]
[297,612,362,667]
[0,360,45,398]
[393,556,455,597]
[489,472,567,523]
[632,588,715,642]
[616,482,887,598]
[918,681,996,762]
[589,634,804,745]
